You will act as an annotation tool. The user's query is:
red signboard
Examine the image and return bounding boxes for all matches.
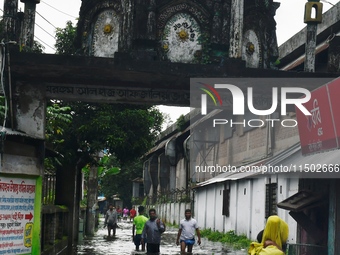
[326,78,340,141]
[296,77,340,155]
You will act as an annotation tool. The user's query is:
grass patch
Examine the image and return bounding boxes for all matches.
[200,229,251,250]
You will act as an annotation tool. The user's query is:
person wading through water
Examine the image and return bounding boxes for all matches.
[132,206,148,251]
[176,209,201,254]
[141,208,165,255]
[104,204,118,237]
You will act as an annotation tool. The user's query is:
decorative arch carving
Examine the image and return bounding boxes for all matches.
[157,3,210,31]
[157,3,211,63]
[243,2,279,69]
[91,9,120,57]
[76,1,123,56]
[242,29,262,68]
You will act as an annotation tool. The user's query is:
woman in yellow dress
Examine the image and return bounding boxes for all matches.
[248,215,289,255]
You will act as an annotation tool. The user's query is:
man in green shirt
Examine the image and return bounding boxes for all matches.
[132,206,148,251]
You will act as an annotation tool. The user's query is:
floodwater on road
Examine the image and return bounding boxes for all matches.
[75,218,247,255]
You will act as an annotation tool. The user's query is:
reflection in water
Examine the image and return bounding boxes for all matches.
[75,219,247,255]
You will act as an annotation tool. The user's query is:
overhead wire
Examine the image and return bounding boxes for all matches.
[0,43,8,129]
[5,0,79,52]
[32,21,56,51]
[11,1,76,52]
[0,10,9,129]
[34,1,79,53]
[33,5,60,52]
[35,23,56,39]
[40,0,77,19]
[36,11,57,29]
[34,35,55,51]
[320,0,336,6]
[33,12,57,52]
[5,2,55,51]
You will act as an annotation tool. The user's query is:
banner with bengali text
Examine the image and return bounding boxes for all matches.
[0,177,36,255]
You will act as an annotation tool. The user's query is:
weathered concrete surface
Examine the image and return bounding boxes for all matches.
[14,82,46,139]
[8,51,338,108]
[229,0,244,59]
[328,36,340,73]
[21,1,38,48]
[304,24,317,72]
[2,154,41,175]
[75,0,280,68]
[2,0,18,41]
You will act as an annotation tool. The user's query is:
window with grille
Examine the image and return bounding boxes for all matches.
[265,183,277,218]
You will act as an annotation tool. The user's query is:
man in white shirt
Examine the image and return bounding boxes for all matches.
[176,209,201,254]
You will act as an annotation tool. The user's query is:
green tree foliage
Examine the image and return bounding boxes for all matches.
[20,41,45,53]
[100,159,143,207]
[68,102,163,162]
[82,154,121,195]
[48,101,163,206]
[96,155,121,178]
[45,102,72,144]
[44,101,72,171]
[0,96,6,126]
[50,21,165,207]
[55,21,77,55]
[176,114,187,131]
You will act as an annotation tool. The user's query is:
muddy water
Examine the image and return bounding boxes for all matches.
[75,218,247,255]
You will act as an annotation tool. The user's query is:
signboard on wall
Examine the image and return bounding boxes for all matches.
[296,77,340,155]
[0,177,36,255]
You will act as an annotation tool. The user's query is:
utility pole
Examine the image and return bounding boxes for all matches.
[20,0,40,48]
[229,0,244,59]
[304,0,323,72]
[2,0,20,131]
[3,0,18,41]
[85,164,98,236]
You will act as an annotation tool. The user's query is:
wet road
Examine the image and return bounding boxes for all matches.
[75,218,247,255]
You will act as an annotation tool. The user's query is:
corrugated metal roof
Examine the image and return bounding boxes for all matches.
[278,146,340,166]
[277,190,325,212]
[193,143,302,188]
[183,109,223,133]
[263,143,301,167]
[144,109,222,156]
[145,137,171,155]
[272,146,340,178]
[194,142,340,187]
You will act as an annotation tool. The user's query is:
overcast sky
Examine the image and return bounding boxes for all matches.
[0,0,336,125]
